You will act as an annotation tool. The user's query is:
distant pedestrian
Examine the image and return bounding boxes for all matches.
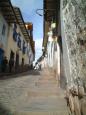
[39,64,41,70]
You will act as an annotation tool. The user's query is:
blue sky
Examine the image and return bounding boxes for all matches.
[11,0,43,62]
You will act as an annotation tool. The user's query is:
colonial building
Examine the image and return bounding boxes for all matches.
[0,0,35,72]
[43,0,61,86]
[0,11,9,66]
[25,22,35,64]
[43,0,86,114]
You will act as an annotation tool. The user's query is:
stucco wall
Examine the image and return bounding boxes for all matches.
[0,12,8,51]
[61,0,86,85]
[6,24,29,65]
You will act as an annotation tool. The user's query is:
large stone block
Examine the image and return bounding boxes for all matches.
[80,97,86,115]
[61,0,86,85]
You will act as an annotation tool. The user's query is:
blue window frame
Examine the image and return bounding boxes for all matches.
[17,35,21,49]
[13,23,17,41]
[22,41,26,54]
[2,24,6,36]
[13,29,17,41]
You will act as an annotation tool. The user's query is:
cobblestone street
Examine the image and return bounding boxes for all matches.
[0,69,68,115]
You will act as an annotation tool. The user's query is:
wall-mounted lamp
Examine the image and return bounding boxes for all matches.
[36,9,56,16]
[36,8,57,28]
[36,9,44,16]
[51,23,56,29]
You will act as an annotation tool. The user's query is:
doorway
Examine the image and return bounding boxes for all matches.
[10,51,15,60]
[15,53,19,72]
[0,48,4,65]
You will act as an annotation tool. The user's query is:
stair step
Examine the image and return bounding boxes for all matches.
[14,111,69,115]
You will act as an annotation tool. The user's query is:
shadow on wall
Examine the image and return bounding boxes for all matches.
[60,54,67,90]
[0,103,12,115]
[60,73,67,90]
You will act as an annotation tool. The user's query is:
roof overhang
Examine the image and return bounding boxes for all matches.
[44,0,58,22]
[0,0,30,42]
[0,0,17,23]
[14,7,30,42]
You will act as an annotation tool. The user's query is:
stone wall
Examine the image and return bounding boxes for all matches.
[61,0,86,87]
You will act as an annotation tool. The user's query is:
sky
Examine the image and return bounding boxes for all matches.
[11,0,43,62]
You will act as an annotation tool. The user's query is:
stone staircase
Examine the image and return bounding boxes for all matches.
[13,69,69,115]
[14,111,68,115]
[0,68,69,115]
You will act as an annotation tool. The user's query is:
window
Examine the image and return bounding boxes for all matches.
[14,23,17,29]
[13,29,17,41]
[17,33,21,48]
[2,24,6,36]
[22,41,26,54]
[13,23,17,41]
[17,35,21,49]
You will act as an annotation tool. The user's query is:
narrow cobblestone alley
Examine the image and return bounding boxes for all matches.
[0,0,86,114]
[0,69,68,115]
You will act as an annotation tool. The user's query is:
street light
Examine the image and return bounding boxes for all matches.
[36,8,57,56]
[36,9,56,19]
[36,9,44,16]
[36,8,56,28]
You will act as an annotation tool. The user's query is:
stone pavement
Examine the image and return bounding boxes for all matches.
[0,69,69,115]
